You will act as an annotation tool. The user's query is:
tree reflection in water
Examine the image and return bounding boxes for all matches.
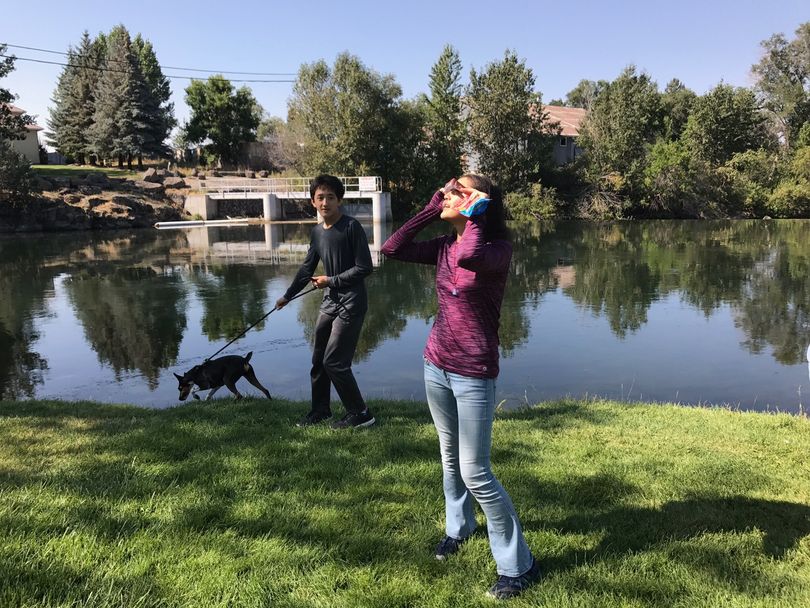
[1,220,808,403]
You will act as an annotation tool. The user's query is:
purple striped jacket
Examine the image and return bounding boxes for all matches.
[381,192,512,379]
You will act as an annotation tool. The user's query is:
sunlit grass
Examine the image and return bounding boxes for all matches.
[31,164,141,180]
[1,398,808,607]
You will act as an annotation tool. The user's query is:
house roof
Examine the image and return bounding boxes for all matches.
[3,103,43,131]
[541,105,587,137]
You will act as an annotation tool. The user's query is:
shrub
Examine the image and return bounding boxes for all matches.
[506,183,561,220]
[795,121,810,149]
[642,139,733,217]
[718,149,783,217]
[766,181,810,217]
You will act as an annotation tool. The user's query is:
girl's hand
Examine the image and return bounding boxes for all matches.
[456,186,491,217]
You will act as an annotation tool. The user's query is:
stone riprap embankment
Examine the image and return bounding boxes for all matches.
[0,168,192,233]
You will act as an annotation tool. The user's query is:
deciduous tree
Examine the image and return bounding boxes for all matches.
[183,75,262,166]
[752,22,810,148]
[682,83,773,165]
[0,44,30,140]
[287,52,407,180]
[564,78,608,110]
[466,50,548,192]
[578,66,662,196]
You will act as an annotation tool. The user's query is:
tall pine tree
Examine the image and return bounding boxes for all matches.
[422,45,465,183]
[47,32,102,164]
[132,35,175,164]
[89,26,150,168]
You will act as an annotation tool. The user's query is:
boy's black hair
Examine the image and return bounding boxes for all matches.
[310,174,345,200]
[460,174,511,242]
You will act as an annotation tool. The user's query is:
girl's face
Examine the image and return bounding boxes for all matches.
[441,176,475,221]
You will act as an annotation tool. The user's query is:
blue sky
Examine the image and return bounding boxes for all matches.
[2,0,807,137]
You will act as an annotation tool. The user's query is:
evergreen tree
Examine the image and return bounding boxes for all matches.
[89,26,150,168]
[132,35,175,162]
[420,45,465,185]
[47,32,101,164]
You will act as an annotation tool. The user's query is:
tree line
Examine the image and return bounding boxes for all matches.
[174,22,810,219]
[2,23,810,219]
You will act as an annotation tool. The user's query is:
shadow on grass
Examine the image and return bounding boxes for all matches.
[539,494,810,599]
[553,495,810,561]
[498,399,616,430]
[0,398,443,572]
[2,398,808,603]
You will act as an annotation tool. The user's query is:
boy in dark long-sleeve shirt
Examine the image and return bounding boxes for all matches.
[276,175,375,429]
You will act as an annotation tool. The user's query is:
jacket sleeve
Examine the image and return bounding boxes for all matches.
[283,231,321,300]
[328,220,373,288]
[380,191,444,265]
[455,215,512,274]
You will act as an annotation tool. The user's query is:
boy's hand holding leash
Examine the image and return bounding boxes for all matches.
[275,274,328,310]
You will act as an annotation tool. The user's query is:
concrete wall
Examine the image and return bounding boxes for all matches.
[184,194,218,219]
[9,131,40,163]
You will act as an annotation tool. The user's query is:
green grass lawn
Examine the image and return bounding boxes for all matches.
[31,164,141,180]
[1,398,808,607]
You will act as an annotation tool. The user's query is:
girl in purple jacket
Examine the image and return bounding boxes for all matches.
[381,174,539,600]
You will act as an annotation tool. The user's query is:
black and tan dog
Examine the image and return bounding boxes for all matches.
[174,352,271,401]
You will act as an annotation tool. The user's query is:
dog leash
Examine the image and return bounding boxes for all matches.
[203,285,320,362]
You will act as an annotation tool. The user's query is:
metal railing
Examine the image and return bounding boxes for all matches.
[199,175,382,196]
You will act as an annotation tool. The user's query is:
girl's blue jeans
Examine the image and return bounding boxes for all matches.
[423,358,533,576]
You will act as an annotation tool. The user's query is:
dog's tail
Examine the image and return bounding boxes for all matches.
[243,351,253,371]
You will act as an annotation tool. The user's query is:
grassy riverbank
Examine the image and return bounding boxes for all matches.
[1,398,808,607]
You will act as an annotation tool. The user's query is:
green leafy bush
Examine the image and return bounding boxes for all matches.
[506,182,561,220]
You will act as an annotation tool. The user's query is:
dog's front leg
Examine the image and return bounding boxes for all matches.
[206,386,221,401]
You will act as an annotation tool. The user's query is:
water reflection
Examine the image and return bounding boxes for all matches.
[0,220,808,410]
[65,267,187,389]
[181,221,390,267]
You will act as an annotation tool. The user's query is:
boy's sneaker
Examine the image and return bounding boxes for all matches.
[331,409,376,429]
[434,535,466,560]
[296,410,332,427]
[487,557,541,600]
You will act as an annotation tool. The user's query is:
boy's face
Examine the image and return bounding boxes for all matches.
[311,186,342,224]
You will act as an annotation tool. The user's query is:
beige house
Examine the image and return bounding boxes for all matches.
[541,105,587,165]
[2,104,43,163]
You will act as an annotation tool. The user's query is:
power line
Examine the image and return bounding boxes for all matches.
[1,42,298,77]
[0,54,295,83]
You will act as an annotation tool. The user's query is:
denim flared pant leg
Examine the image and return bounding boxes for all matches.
[424,359,533,576]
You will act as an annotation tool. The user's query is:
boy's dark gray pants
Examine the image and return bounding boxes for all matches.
[311,310,367,415]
